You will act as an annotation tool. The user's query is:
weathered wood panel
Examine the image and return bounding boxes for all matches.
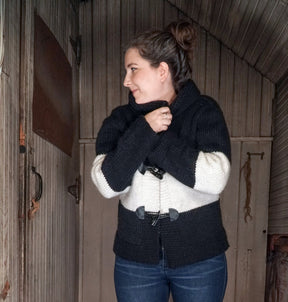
[221,141,241,302]
[18,1,79,301]
[79,1,274,301]
[0,0,20,301]
[24,134,77,302]
[261,78,274,137]
[81,143,118,302]
[79,0,93,138]
[120,0,136,105]
[107,0,121,115]
[269,72,288,234]
[234,141,271,302]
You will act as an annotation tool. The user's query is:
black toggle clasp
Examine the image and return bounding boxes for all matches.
[135,206,179,226]
[138,163,165,179]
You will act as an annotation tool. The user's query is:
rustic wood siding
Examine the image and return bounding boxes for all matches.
[25,134,77,302]
[269,72,288,234]
[79,1,274,302]
[0,0,21,300]
[167,0,288,83]
[17,0,79,301]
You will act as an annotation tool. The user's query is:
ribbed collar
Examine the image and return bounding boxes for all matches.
[128,80,201,116]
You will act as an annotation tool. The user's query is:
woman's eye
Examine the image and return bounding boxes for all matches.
[131,67,137,72]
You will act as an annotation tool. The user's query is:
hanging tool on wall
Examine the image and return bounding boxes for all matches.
[241,152,264,223]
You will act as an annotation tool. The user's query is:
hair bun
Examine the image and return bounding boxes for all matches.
[166,20,197,52]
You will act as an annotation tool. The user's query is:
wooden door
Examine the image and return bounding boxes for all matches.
[18,1,80,301]
[223,140,271,302]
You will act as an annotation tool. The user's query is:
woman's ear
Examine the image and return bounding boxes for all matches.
[159,62,170,82]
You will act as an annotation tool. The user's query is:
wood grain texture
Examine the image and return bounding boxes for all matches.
[0,0,20,300]
[269,73,288,234]
[168,0,288,83]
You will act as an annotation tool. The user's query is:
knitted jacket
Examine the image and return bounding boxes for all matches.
[91,79,231,268]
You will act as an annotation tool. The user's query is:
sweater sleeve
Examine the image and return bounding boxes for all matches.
[91,108,159,198]
[147,101,231,195]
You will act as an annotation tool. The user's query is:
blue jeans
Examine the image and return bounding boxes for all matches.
[114,253,227,302]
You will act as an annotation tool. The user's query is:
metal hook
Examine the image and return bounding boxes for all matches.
[247,152,264,160]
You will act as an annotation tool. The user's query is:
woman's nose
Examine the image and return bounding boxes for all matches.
[123,74,130,87]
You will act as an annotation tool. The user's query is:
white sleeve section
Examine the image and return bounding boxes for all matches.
[194,151,231,195]
[91,154,130,199]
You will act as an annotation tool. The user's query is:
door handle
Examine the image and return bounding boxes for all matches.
[28,166,43,220]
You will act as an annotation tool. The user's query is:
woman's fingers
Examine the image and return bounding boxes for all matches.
[145,107,172,133]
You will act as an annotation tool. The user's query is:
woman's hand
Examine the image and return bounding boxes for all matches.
[145,107,172,133]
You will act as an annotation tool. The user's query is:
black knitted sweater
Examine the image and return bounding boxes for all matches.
[91,79,231,268]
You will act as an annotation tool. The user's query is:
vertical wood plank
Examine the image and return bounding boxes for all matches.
[192,27,206,93]
[222,141,241,302]
[232,57,248,137]
[135,0,151,33]
[101,191,118,301]
[78,144,85,301]
[0,0,21,300]
[164,0,179,26]
[205,34,220,100]
[149,0,164,29]
[107,0,121,115]
[82,144,101,302]
[246,66,262,136]
[261,78,274,137]
[219,45,234,133]
[120,0,136,105]
[79,1,93,138]
[82,144,117,302]
[92,0,107,135]
[250,142,271,301]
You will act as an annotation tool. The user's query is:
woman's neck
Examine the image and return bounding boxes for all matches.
[161,87,177,105]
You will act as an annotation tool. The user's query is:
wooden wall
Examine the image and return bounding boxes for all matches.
[1,0,79,301]
[79,1,274,301]
[0,0,21,300]
[269,72,288,234]
[21,1,79,301]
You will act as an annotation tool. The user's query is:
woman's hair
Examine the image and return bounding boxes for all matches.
[126,20,197,92]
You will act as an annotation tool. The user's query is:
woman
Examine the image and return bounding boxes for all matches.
[91,20,231,302]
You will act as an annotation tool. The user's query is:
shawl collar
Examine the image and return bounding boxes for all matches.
[128,80,201,116]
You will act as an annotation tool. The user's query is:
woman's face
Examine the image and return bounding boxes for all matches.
[123,48,165,104]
